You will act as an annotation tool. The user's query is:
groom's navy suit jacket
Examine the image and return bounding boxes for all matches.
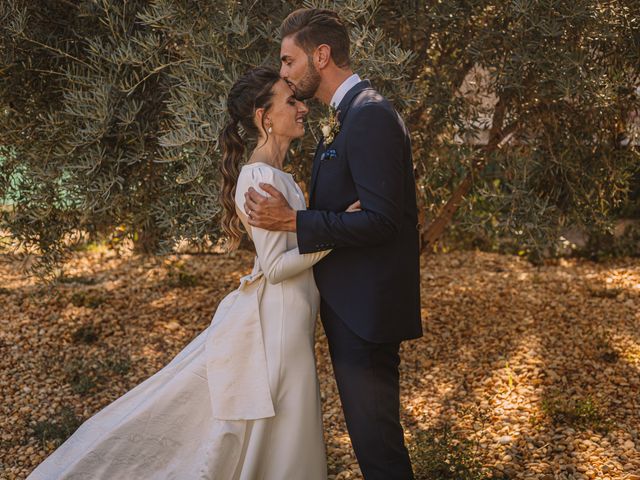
[296,81,422,343]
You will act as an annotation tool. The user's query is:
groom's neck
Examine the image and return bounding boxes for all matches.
[315,68,354,106]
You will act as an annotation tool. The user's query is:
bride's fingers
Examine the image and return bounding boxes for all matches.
[345,200,361,212]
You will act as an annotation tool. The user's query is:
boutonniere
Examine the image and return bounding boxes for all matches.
[320,106,340,145]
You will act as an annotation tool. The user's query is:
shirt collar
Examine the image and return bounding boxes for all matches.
[330,73,362,108]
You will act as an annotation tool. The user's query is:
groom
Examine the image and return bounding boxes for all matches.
[244,8,422,479]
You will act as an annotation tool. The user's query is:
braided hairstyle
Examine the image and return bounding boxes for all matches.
[219,66,281,251]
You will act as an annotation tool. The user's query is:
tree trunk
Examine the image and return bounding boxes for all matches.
[421,98,516,252]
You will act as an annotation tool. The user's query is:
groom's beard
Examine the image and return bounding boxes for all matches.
[291,57,321,101]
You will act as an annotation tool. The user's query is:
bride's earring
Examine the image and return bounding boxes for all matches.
[268,124,273,133]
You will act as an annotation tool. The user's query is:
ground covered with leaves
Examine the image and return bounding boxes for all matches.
[1,247,639,480]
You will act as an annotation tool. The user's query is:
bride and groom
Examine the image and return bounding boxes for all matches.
[28,8,422,480]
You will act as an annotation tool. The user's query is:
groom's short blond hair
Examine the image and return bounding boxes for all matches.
[280,8,351,68]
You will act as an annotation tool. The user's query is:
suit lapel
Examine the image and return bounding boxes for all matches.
[309,137,325,207]
[308,80,373,206]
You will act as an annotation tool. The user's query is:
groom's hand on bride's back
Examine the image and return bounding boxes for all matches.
[244,183,297,232]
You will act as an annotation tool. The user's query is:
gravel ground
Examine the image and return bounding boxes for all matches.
[0,248,638,479]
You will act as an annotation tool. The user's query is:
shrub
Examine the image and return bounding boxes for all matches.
[409,424,494,480]
[31,406,83,447]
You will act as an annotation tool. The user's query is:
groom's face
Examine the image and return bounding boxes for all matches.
[280,35,321,101]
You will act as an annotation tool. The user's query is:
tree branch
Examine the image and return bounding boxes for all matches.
[16,33,95,71]
[422,96,518,251]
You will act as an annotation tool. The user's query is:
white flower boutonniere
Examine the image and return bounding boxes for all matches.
[319,106,340,145]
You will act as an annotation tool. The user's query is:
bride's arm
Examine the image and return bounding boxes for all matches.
[250,224,330,284]
[236,166,330,285]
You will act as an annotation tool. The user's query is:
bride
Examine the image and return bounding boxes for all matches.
[28,66,357,480]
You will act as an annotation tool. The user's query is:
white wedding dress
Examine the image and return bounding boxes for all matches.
[28,163,329,480]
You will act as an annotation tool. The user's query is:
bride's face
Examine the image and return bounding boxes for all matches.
[262,79,309,139]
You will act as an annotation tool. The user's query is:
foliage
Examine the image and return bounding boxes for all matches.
[577,221,640,260]
[63,350,132,394]
[64,357,100,394]
[166,260,201,287]
[1,0,639,273]
[69,289,106,308]
[375,1,640,259]
[72,323,100,344]
[409,424,494,480]
[0,0,415,276]
[539,393,610,431]
[31,406,83,448]
[57,274,99,285]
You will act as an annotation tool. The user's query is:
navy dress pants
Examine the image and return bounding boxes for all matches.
[320,300,414,480]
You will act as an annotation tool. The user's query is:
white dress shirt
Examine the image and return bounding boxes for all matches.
[330,73,362,108]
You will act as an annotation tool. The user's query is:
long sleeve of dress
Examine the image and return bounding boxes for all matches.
[235,165,330,285]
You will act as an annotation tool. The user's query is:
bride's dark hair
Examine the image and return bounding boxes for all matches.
[219,66,281,251]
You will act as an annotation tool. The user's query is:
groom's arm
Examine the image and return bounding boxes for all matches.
[244,104,406,253]
[295,104,406,253]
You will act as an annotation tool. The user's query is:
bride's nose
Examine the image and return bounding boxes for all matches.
[298,102,309,115]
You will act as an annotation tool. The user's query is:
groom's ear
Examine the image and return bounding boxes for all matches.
[314,44,332,70]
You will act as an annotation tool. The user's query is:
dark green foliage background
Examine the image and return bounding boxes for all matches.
[1,0,639,273]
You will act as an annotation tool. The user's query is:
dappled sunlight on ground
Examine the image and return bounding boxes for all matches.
[0,249,638,479]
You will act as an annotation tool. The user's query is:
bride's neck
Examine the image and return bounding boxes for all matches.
[249,135,290,170]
